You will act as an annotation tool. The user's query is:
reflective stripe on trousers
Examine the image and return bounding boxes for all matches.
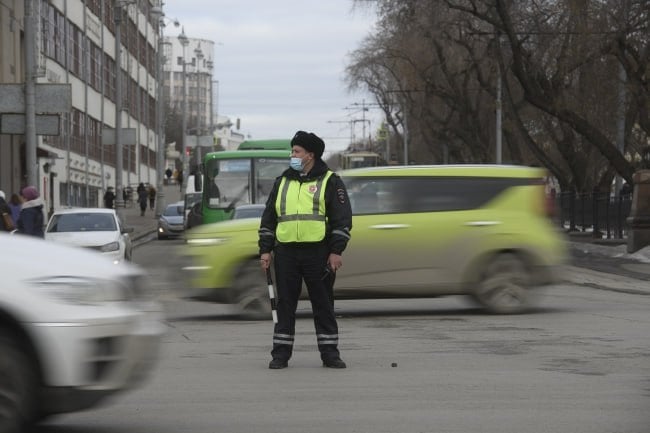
[273,333,294,346]
[317,333,339,346]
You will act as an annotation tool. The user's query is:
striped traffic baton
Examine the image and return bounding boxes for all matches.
[266,268,278,324]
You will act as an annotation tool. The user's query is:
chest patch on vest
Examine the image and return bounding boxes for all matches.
[308,185,318,194]
[337,188,346,204]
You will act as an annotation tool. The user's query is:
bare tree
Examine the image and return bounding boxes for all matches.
[348,0,649,191]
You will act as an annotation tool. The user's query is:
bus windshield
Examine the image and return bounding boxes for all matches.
[205,157,288,209]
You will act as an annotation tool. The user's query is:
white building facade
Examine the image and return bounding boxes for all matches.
[0,0,164,214]
[163,35,213,145]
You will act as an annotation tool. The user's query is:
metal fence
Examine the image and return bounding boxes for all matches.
[555,192,633,239]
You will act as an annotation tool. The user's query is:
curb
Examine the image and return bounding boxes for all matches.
[562,265,650,296]
[569,241,650,263]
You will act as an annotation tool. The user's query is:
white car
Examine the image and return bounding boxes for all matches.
[45,208,134,264]
[0,233,164,432]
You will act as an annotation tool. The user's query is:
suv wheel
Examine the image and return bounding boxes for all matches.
[233,260,272,320]
[473,253,530,314]
[0,330,37,433]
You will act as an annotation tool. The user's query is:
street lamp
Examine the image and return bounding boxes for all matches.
[193,43,204,168]
[207,63,214,134]
[150,3,177,217]
[113,0,127,221]
[178,27,190,192]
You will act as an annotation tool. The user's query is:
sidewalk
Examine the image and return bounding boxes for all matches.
[564,240,650,295]
[121,182,183,243]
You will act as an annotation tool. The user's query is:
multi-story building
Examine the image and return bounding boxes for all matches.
[162,34,244,153]
[0,1,26,199]
[0,0,164,214]
[163,34,213,146]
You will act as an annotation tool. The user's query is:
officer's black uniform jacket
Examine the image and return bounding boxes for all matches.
[258,159,352,256]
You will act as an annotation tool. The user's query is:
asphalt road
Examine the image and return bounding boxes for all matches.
[35,239,650,433]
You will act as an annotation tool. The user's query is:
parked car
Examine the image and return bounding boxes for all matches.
[0,233,164,432]
[158,201,186,240]
[232,204,265,220]
[44,208,133,264]
[181,165,567,317]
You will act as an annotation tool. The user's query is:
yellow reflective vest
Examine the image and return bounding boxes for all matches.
[275,171,334,243]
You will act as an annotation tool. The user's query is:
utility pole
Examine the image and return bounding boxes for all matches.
[178,28,189,191]
[345,99,380,147]
[114,1,125,221]
[327,120,355,147]
[24,0,37,187]
[151,3,166,217]
[193,44,204,169]
[496,60,503,164]
[495,33,503,164]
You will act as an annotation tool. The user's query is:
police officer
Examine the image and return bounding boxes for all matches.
[259,131,352,369]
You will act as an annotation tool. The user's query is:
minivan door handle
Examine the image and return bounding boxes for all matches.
[464,221,502,227]
[369,224,410,230]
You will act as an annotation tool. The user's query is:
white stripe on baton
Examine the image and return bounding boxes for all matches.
[266,268,278,324]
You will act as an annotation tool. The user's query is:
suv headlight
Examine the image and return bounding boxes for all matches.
[186,237,229,246]
[100,241,120,252]
[28,276,128,305]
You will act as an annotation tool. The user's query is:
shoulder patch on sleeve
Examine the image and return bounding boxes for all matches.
[337,188,346,204]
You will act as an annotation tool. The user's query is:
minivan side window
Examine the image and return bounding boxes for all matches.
[346,177,525,215]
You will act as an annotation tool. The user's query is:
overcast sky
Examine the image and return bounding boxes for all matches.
[162,0,380,155]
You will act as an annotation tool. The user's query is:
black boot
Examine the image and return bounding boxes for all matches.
[269,358,288,369]
[322,357,346,369]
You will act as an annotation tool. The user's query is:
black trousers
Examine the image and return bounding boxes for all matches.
[271,243,340,362]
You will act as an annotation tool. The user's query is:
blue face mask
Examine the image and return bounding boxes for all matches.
[290,157,304,171]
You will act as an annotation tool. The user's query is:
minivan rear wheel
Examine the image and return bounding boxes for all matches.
[473,253,530,314]
[233,259,272,320]
[0,330,37,433]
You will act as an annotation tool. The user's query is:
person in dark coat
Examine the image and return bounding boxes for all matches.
[8,193,22,224]
[103,187,116,209]
[0,190,15,232]
[137,183,148,216]
[259,131,352,369]
[148,185,156,210]
[17,186,45,237]
[177,170,184,192]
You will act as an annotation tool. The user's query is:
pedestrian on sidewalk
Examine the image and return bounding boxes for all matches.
[103,187,116,209]
[177,170,184,192]
[0,191,15,232]
[148,185,156,210]
[8,193,22,225]
[137,183,147,216]
[16,186,45,237]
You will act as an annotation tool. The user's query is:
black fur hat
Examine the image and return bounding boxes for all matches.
[291,131,325,160]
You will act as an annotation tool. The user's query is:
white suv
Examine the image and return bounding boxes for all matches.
[0,233,165,432]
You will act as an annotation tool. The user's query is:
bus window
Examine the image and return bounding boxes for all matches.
[254,158,288,203]
[206,159,252,208]
[200,149,291,224]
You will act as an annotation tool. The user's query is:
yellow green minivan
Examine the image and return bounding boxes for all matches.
[181,165,566,316]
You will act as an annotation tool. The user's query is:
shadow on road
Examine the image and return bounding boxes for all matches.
[166,304,562,323]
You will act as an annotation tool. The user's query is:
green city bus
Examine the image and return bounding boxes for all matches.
[195,146,292,224]
[237,139,291,151]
